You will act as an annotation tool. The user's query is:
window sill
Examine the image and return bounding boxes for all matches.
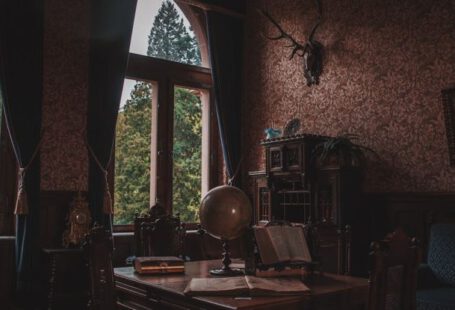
[113,224,134,233]
[113,222,201,233]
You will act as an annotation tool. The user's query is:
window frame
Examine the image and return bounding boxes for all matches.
[113,53,218,231]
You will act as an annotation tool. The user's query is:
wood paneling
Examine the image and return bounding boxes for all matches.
[368,192,455,259]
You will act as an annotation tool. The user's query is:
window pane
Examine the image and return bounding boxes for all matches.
[173,86,202,222]
[130,0,202,66]
[114,79,154,225]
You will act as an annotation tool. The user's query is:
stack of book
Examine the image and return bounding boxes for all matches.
[134,256,185,275]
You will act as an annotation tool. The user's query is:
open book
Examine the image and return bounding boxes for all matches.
[184,276,310,296]
[254,224,312,265]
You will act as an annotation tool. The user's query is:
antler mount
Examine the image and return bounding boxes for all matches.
[261,2,323,86]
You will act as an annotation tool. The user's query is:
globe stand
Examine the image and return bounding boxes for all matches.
[210,239,243,276]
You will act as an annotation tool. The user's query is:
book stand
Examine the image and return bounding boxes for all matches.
[252,221,320,279]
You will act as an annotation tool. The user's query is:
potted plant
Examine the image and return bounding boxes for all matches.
[313,134,377,168]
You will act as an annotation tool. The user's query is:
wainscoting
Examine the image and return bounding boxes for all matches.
[38,190,455,263]
[368,192,455,260]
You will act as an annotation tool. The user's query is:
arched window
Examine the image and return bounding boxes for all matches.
[114,0,215,225]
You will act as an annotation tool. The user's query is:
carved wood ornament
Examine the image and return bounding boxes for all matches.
[261,0,323,86]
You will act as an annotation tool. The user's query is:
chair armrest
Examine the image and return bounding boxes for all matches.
[417,264,443,289]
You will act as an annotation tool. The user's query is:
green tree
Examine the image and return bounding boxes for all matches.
[173,88,202,222]
[114,82,152,224]
[115,0,202,223]
[147,0,201,66]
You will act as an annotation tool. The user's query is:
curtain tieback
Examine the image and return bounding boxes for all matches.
[14,132,45,215]
[227,155,243,186]
[102,170,113,214]
[86,139,113,215]
[14,168,28,215]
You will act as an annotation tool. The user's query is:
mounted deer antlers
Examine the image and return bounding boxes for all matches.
[260,0,323,86]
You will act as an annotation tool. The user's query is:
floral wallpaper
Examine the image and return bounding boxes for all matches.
[41,0,90,191]
[37,0,455,193]
[243,0,455,192]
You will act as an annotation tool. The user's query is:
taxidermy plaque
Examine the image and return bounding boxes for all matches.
[62,192,92,247]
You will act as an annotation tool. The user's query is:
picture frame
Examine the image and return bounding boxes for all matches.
[442,88,455,166]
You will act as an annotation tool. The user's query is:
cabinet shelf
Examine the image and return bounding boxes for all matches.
[249,133,364,275]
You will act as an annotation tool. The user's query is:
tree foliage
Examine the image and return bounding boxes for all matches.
[114,0,202,224]
[173,88,202,222]
[147,0,201,66]
[114,82,152,224]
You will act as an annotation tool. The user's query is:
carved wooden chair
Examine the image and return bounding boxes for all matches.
[133,213,152,257]
[368,228,420,310]
[133,204,167,257]
[140,213,185,257]
[84,225,116,310]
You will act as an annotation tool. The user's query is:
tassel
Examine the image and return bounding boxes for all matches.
[14,168,29,215]
[102,171,113,214]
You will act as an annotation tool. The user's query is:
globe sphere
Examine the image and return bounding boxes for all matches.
[200,185,252,241]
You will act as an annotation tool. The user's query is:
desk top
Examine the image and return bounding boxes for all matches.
[114,260,369,310]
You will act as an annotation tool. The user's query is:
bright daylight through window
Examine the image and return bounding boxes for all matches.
[114,0,207,224]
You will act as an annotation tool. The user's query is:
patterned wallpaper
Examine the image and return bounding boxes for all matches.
[243,0,455,192]
[41,0,90,191]
[38,0,455,193]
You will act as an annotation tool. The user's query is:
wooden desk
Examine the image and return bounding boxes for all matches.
[115,260,368,310]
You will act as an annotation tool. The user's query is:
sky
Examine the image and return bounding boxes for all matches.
[120,0,192,110]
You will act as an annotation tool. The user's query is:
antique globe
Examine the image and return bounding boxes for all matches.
[200,185,252,240]
[199,185,252,275]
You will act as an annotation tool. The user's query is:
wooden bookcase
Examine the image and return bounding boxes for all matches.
[249,134,367,275]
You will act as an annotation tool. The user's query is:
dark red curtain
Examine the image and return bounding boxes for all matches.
[205,11,244,186]
[0,0,44,301]
[87,0,137,227]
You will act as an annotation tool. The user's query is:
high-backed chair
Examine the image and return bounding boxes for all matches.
[140,213,185,257]
[84,225,116,310]
[416,223,455,310]
[368,229,420,310]
[133,204,167,257]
